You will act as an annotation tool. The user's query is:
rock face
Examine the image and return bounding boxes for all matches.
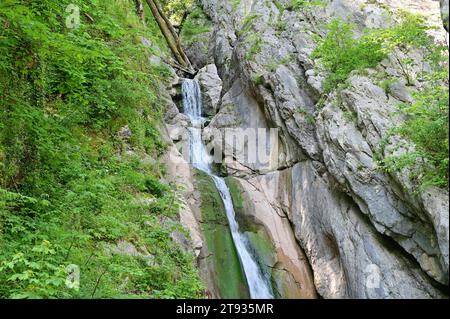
[195,64,223,117]
[440,0,449,32]
[226,176,317,298]
[180,6,215,69]
[195,170,250,299]
[176,0,449,298]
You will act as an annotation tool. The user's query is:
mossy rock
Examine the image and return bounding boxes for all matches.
[246,230,277,284]
[225,176,277,296]
[195,170,249,299]
[180,7,213,45]
[225,176,259,233]
[271,266,303,299]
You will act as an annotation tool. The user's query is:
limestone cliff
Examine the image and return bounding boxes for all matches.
[164,0,449,299]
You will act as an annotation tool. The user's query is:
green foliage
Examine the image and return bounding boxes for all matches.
[253,73,264,86]
[274,19,287,35]
[266,60,278,72]
[381,74,449,189]
[379,78,399,95]
[273,0,286,15]
[375,13,448,189]
[376,11,433,85]
[312,19,387,92]
[180,7,212,45]
[244,28,263,61]
[314,12,448,189]
[238,13,261,37]
[287,0,324,11]
[231,0,242,11]
[144,176,170,198]
[0,0,203,299]
[159,0,195,25]
[313,12,436,91]
[378,11,431,50]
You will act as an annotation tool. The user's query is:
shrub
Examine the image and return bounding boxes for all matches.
[381,74,449,189]
[180,8,212,45]
[0,0,203,299]
[312,19,386,92]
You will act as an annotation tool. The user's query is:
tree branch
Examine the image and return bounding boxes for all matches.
[145,0,194,72]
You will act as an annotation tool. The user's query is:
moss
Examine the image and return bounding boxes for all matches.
[271,267,298,298]
[231,0,241,11]
[195,170,249,299]
[225,177,245,210]
[246,231,276,281]
[180,7,212,45]
[225,177,277,294]
[225,176,256,232]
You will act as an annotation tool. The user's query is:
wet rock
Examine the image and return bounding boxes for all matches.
[195,64,223,117]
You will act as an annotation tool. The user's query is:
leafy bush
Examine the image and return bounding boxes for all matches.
[376,11,433,85]
[313,12,436,91]
[0,0,203,299]
[378,13,448,189]
[145,177,169,198]
[313,12,449,188]
[381,72,449,189]
[180,8,212,45]
[0,241,67,299]
[313,13,449,189]
[160,0,195,25]
[312,19,386,92]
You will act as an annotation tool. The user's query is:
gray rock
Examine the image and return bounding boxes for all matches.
[389,80,413,103]
[118,125,132,140]
[195,64,223,117]
[440,0,449,32]
[107,240,156,267]
[169,0,450,298]
[290,161,443,298]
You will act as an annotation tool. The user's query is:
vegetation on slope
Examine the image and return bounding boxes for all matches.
[313,12,449,189]
[179,7,212,45]
[0,0,203,298]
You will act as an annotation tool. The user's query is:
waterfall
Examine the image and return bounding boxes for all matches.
[182,79,273,299]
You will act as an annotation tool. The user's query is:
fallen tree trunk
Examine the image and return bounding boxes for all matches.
[145,0,194,72]
[153,0,192,69]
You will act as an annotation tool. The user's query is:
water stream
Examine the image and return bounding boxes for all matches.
[182,79,273,299]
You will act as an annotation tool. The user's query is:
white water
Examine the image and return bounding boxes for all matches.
[182,79,273,299]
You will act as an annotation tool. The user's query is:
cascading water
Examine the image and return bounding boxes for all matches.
[182,79,273,299]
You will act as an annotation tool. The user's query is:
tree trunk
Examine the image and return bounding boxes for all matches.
[153,0,192,68]
[135,0,146,26]
[145,0,193,72]
[178,10,190,35]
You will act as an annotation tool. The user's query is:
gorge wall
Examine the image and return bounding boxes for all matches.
[163,0,449,298]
